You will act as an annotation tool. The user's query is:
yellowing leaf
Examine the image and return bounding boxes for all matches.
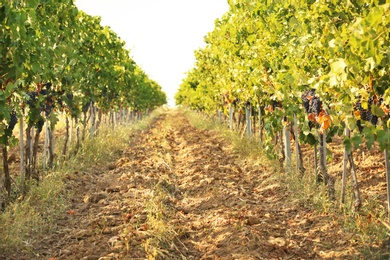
[353,110,361,119]
[316,111,332,134]
[361,101,368,110]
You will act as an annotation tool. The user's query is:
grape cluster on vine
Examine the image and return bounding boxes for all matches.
[8,111,18,132]
[25,82,64,117]
[301,89,322,116]
[354,95,390,132]
[301,89,331,132]
[232,98,241,107]
[353,97,378,126]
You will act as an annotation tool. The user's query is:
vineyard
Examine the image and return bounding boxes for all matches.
[176,0,390,223]
[0,108,389,259]
[2,0,390,259]
[0,0,167,208]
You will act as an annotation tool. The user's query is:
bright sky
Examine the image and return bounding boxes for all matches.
[74,0,229,107]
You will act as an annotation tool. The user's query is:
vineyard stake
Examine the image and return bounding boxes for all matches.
[341,127,349,204]
[294,114,299,172]
[90,102,96,138]
[348,152,361,210]
[319,131,327,184]
[246,106,251,137]
[69,116,73,145]
[314,143,318,184]
[385,147,390,223]
[229,105,233,130]
[19,117,25,193]
[30,126,34,165]
[43,118,49,170]
[258,106,262,144]
[284,125,291,170]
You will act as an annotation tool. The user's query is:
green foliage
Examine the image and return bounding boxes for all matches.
[0,0,167,136]
[175,0,390,154]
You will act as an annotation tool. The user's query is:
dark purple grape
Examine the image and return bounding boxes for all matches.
[272,100,282,109]
[301,89,316,114]
[27,91,38,106]
[8,111,17,131]
[36,117,45,133]
[309,97,322,115]
[245,101,251,109]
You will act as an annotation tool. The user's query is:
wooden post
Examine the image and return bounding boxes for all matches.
[229,105,233,130]
[259,106,263,144]
[284,125,291,170]
[246,106,252,137]
[43,118,49,170]
[294,114,300,172]
[385,147,390,223]
[341,127,349,204]
[89,103,96,138]
[314,143,318,184]
[349,152,362,210]
[30,126,34,166]
[62,115,69,156]
[69,117,73,145]
[319,131,327,184]
[19,117,25,193]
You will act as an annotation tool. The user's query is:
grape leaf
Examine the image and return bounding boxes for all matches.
[351,134,362,149]
[371,104,385,117]
[343,137,352,154]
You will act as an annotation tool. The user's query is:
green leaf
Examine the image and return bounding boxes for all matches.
[343,137,352,154]
[351,134,362,149]
[364,128,375,149]
[377,129,389,151]
[371,104,385,117]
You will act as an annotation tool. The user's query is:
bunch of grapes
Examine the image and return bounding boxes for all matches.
[301,89,328,130]
[301,89,316,114]
[232,98,240,107]
[245,100,251,109]
[271,100,282,110]
[353,97,378,127]
[36,117,45,133]
[27,91,38,107]
[378,96,390,118]
[301,89,322,116]
[42,95,53,117]
[7,111,18,131]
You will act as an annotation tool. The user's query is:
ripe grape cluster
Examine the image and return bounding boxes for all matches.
[232,98,240,107]
[245,100,251,109]
[36,117,45,133]
[353,97,378,128]
[301,89,324,130]
[27,91,38,106]
[8,111,18,131]
[301,89,322,116]
[26,82,64,117]
[271,100,282,110]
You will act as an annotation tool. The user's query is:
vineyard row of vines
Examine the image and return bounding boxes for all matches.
[175,0,390,222]
[0,0,167,209]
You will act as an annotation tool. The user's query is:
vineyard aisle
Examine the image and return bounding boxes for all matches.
[19,110,367,259]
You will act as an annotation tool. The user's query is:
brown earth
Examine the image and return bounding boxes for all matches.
[4,110,390,259]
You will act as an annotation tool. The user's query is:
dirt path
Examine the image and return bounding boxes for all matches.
[13,110,373,259]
